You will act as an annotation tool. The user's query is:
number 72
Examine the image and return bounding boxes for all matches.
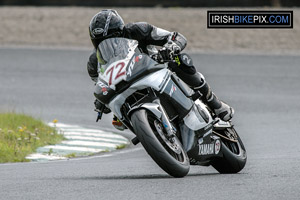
[105,62,126,85]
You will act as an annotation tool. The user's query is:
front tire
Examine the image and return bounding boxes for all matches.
[131,109,190,177]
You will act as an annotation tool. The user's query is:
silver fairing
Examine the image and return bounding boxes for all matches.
[108,67,212,133]
[108,68,171,119]
[183,99,213,131]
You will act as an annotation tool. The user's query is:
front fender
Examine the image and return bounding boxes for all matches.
[128,103,162,119]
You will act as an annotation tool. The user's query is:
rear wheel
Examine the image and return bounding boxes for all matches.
[211,127,247,173]
[131,109,190,177]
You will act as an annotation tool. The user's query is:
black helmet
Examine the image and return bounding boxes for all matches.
[89,9,125,49]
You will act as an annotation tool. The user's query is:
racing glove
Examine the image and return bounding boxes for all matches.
[158,41,181,62]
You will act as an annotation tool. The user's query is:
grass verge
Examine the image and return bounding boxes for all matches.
[0,113,64,163]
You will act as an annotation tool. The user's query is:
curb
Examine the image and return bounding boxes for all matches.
[26,123,129,161]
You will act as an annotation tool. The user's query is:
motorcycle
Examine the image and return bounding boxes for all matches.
[94,37,247,177]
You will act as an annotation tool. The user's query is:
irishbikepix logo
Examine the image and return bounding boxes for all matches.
[207,11,293,28]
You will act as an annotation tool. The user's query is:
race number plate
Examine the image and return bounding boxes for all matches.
[99,59,130,87]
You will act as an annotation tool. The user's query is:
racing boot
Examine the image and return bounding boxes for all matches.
[193,73,234,121]
[112,115,126,131]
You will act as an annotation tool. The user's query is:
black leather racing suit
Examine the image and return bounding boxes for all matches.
[87,22,233,121]
[87,22,204,86]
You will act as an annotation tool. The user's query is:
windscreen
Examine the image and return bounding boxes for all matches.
[97,37,165,89]
[98,38,138,70]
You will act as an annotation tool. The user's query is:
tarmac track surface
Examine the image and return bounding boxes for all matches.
[0,47,300,200]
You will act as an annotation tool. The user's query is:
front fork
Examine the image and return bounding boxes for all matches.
[153,99,176,138]
[130,99,177,146]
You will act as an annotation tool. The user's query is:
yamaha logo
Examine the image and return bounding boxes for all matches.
[198,140,221,155]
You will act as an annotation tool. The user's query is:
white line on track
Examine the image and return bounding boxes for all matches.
[40,145,104,153]
[22,153,67,161]
[62,131,126,139]
[25,123,130,161]
[64,135,128,143]
[60,140,117,148]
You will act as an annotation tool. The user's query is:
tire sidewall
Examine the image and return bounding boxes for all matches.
[131,109,190,177]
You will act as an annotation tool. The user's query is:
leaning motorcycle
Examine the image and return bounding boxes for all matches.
[94,38,247,178]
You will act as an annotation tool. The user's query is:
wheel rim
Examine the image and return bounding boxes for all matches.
[148,114,186,163]
[222,129,246,157]
[223,140,239,155]
[214,128,245,157]
[154,120,181,154]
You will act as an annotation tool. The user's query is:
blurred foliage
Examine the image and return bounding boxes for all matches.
[0,113,64,163]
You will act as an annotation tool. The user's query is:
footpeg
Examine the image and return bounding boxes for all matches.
[131,137,140,145]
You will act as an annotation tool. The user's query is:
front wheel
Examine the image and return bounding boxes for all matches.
[131,109,190,177]
[211,127,247,173]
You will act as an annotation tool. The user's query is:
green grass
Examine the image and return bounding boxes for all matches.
[116,144,127,150]
[0,113,64,163]
[65,153,77,158]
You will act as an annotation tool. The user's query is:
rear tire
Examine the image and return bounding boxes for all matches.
[131,109,190,177]
[211,128,247,173]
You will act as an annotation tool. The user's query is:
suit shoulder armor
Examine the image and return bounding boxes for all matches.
[125,22,153,35]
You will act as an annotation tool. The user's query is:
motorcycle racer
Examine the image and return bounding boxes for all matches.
[87,9,234,130]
